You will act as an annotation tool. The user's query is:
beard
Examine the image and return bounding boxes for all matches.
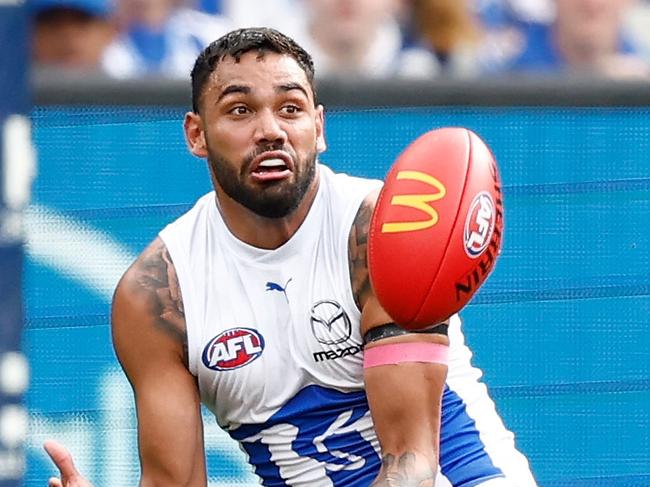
[207,144,318,219]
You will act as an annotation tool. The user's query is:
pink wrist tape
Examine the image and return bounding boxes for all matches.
[363,342,449,368]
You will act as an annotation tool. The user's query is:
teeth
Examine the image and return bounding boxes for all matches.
[258,158,286,168]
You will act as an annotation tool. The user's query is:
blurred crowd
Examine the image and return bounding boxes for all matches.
[30,0,650,81]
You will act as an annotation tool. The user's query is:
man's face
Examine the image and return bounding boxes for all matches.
[193,52,325,218]
[555,0,631,51]
[33,8,115,68]
[305,0,397,46]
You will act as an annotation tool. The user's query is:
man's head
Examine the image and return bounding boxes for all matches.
[554,0,633,59]
[191,28,316,114]
[31,0,116,69]
[185,28,325,220]
[304,0,399,52]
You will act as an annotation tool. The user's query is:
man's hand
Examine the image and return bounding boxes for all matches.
[43,440,94,487]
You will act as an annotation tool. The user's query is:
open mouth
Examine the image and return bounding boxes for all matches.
[255,158,288,173]
[250,151,293,182]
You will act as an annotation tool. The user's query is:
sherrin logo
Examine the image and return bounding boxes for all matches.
[464,191,496,258]
[202,327,265,371]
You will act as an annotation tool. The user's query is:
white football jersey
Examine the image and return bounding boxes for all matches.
[159,163,537,487]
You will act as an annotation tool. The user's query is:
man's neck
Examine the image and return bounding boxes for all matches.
[213,177,320,250]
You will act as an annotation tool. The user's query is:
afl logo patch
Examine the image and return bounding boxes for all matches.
[464,191,495,258]
[202,328,265,371]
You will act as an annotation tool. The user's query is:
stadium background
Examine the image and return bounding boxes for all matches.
[20,77,650,487]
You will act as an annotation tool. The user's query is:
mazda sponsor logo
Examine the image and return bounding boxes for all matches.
[310,299,352,345]
[313,344,362,363]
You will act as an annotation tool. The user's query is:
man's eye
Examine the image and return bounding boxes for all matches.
[282,105,300,114]
[230,106,249,115]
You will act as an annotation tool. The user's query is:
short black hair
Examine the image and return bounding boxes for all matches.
[191,27,316,113]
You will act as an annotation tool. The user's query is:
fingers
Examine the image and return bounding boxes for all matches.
[43,440,78,480]
[48,477,63,487]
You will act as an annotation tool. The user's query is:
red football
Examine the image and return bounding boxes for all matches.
[368,127,504,329]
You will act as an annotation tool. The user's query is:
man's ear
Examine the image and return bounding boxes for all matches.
[315,104,327,153]
[184,112,208,158]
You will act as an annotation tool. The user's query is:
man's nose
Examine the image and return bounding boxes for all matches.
[253,109,288,146]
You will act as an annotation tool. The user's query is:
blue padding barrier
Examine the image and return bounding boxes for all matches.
[25,105,650,486]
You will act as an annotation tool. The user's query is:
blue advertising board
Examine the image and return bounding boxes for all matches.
[25,105,650,486]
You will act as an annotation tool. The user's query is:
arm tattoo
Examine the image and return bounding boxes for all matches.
[371,453,436,487]
[134,239,188,365]
[349,194,375,309]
